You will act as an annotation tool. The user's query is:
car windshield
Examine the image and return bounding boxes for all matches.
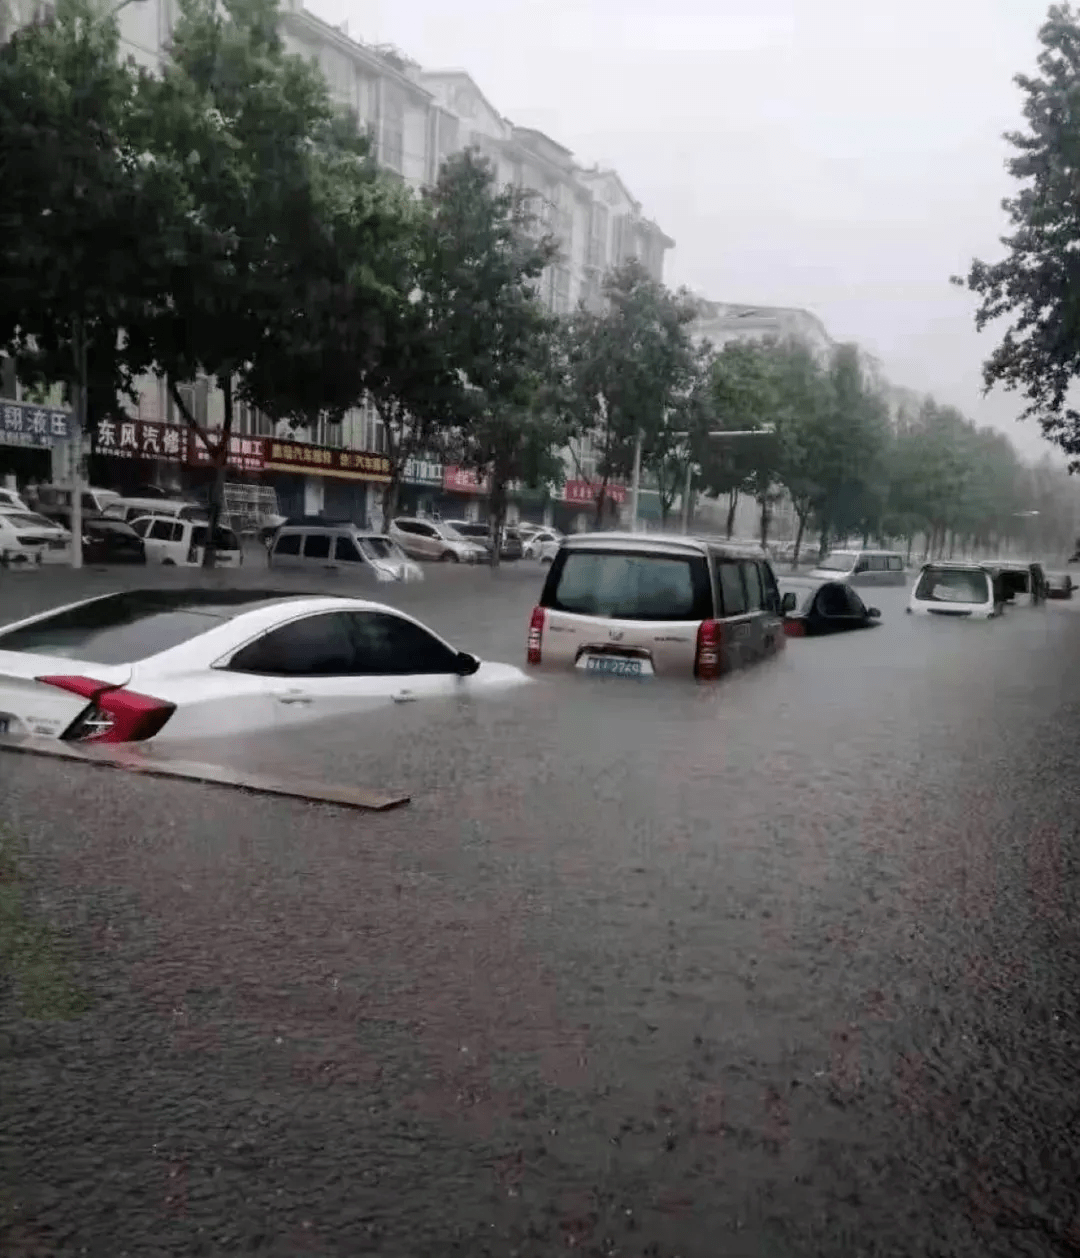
[360,537,404,561]
[4,512,54,529]
[816,552,857,572]
[914,567,992,604]
[545,550,706,621]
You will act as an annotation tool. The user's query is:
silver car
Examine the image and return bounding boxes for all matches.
[526,532,785,680]
[808,549,907,587]
[389,517,486,563]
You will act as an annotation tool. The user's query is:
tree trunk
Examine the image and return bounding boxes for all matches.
[488,471,507,569]
[759,495,770,549]
[380,475,402,532]
[725,489,739,539]
[202,377,234,569]
[793,512,808,566]
[594,477,609,527]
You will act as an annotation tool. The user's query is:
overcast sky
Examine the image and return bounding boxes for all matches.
[311,0,1061,463]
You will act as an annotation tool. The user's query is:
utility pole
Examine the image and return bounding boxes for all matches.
[69,318,86,569]
[628,428,643,533]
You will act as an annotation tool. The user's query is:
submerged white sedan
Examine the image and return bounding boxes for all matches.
[0,590,529,745]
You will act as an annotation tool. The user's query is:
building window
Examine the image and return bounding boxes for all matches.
[169,376,208,427]
[381,88,405,173]
[553,268,571,315]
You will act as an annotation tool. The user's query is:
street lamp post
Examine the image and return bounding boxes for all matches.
[627,424,776,534]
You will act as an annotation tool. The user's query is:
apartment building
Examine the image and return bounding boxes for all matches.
[7,0,673,526]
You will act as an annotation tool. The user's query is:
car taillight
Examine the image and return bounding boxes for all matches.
[527,605,545,664]
[37,675,176,743]
[783,618,806,637]
[695,619,722,679]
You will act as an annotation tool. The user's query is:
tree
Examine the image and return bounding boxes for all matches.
[561,262,698,525]
[953,3,1080,464]
[416,151,559,562]
[127,0,410,563]
[769,341,833,563]
[0,0,193,434]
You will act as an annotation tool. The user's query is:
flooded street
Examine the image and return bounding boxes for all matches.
[2,566,1079,1256]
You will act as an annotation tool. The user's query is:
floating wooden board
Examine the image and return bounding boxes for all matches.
[0,736,410,812]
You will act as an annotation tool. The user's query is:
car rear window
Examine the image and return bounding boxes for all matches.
[914,567,992,604]
[0,594,233,663]
[542,549,711,621]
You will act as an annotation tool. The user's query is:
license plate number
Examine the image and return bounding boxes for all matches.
[585,656,642,678]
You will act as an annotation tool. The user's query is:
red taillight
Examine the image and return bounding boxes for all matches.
[695,619,722,679]
[527,605,545,665]
[783,618,807,638]
[37,675,176,743]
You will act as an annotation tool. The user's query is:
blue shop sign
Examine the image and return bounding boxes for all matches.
[0,400,72,448]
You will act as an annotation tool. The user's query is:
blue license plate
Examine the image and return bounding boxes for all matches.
[586,656,642,678]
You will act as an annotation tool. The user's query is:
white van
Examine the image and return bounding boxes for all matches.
[269,523,423,583]
[908,562,1003,619]
[118,496,207,525]
[809,549,906,587]
[130,515,242,567]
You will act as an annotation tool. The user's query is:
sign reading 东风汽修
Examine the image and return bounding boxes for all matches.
[93,417,188,462]
[0,400,72,448]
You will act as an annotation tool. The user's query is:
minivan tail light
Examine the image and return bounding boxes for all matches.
[783,618,807,638]
[695,619,722,679]
[36,675,176,743]
[527,605,545,665]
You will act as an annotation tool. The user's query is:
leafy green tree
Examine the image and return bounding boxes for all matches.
[953,3,1080,463]
[561,261,698,524]
[0,0,190,429]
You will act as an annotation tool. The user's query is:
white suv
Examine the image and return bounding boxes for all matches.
[908,562,1002,619]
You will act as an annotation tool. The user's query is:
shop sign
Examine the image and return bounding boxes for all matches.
[563,479,627,505]
[264,439,391,483]
[189,431,266,472]
[94,417,187,462]
[404,457,443,486]
[443,464,490,494]
[1,400,71,448]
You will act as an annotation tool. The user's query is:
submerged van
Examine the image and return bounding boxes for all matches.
[526,532,785,679]
[808,549,906,586]
[269,522,423,583]
[907,562,1003,619]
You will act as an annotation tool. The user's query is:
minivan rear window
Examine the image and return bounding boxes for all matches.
[542,550,711,621]
[914,567,991,604]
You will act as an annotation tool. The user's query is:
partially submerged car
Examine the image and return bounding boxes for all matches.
[1045,571,1074,600]
[778,577,882,637]
[907,562,1003,619]
[986,561,1047,606]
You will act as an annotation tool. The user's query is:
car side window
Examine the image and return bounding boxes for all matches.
[303,533,331,559]
[335,537,364,563]
[149,519,173,540]
[817,584,850,617]
[416,524,437,538]
[845,586,868,615]
[854,556,871,573]
[758,561,781,613]
[887,555,903,571]
[868,555,888,572]
[741,560,764,611]
[714,559,748,617]
[273,532,301,556]
[395,521,419,535]
[346,612,459,675]
[229,613,357,676]
[130,518,149,537]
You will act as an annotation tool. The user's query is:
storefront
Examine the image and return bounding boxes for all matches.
[89,416,189,493]
[397,457,445,520]
[441,465,490,522]
[261,437,390,525]
[554,478,627,533]
[1,399,72,488]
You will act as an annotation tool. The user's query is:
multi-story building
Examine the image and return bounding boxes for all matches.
[690,300,834,362]
[4,0,673,528]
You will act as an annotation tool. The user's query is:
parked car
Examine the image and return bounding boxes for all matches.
[778,577,882,636]
[527,532,784,680]
[523,528,563,562]
[445,520,524,561]
[0,512,57,565]
[0,509,70,560]
[129,516,242,568]
[0,487,29,512]
[0,589,530,743]
[1045,571,1074,600]
[907,562,1003,619]
[28,484,124,522]
[389,517,486,563]
[80,518,147,565]
[269,523,423,583]
[808,549,907,586]
[986,561,1047,606]
[117,496,207,525]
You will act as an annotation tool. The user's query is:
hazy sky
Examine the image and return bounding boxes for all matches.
[311,0,1062,462]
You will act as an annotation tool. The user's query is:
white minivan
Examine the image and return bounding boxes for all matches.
[130,515,242,567]
[908,562,1003,619]
[809,549,907,586]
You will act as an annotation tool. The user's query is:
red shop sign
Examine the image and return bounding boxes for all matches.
[189,432,266,472]
[443,465,490,494]
[263,439,391,482]
[563,479,627,505]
